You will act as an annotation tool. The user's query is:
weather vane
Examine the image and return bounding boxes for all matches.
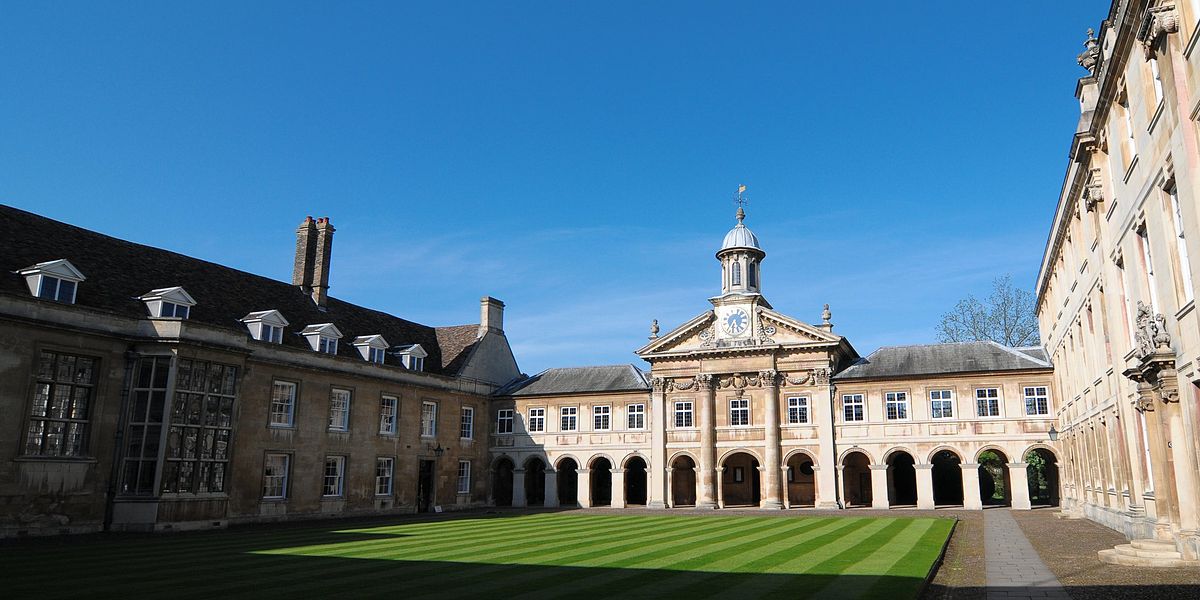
[734,184,749,209]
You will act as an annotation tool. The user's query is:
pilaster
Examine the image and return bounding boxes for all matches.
[697,374,717,509]
[1009,462,1032,510]
[961,463,983,510]
[760,369,783,509]
[870,465,890,509]
[648,377,668,509]
[915,464,935,510]
[576,468,592,508]
[544,468,559,508]
[512,468,527,508]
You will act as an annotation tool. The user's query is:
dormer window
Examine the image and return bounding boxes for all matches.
[300,323,343,355]
[138,287,196,319]
[396,344,428,372]
[241,310,289,344]
[352,335,390,364]
[17,259,86,305]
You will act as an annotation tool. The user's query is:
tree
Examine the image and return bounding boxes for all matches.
[937,274,1040,347]
[977,450,1006,504]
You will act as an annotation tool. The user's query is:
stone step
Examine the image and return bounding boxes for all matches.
[1113,544,1183,559]
[1099,548,1200,568]
[1131,539,1179,552]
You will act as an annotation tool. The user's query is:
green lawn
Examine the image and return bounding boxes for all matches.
[3,513,953,599]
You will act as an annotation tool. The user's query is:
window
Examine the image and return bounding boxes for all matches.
[748,262,758,288]
[120,357,171,495]
[379,395,398,434]
[496,408,513,434]
[674,401,694,428]
[368,347,386,364]
[261,324,284,344]
[560,406,578,432]
[160,301,190,319]
[842,394,864,422]
[1139,225,1160,310]
[528,407,545,432]
[269,381,296,427]
[322,456,346,497]
[403,354,425,371]
[376,457,394,495]
[729,397,749,426]
[930,390,954,419]
[976,388,1001,417]
[732,466,745,483]
[1170,188,1194,302]
[457,460,471,494]
[732,261,742,286]
[318,336,338,355]
[420,401,437,437]
[301,323,343,353]
[885,391,909,420]
[37,276,77,303]
[140,287,196,319]
[25,350,97,457]
[262,454,289,499]
[787,396,809,424]
[460,407,474,439]
[328,388,351,431]
[1024,386,1050,416]
[627,403,645,429]
[1150,56,1164,105]
[159,358,238,494]
[593,405,611,431]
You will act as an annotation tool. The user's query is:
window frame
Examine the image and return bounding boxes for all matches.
[627,403,645,430]
[328,387,352,432]
[786,396,809,425]
[460,406,475,439]
[560,406,578,432]
[420,401,438,437]
[38,275,78,303]
[929,389,955,420]
[322,455,346,497]
[375,456,394,496]
[24,349,98,458]
[842,393,865,422]
[673,401,694,428]
[528,407,545,433]
[593,405,611,431]
[457,460,471,495]
[496,408,514,434]
[269,380,297,428]
[1023,386,1050,416]
[885,391,909,421]
[729,397,750,427]
[318,336,338,355]
[379,395,398,435]
[262,453,290,500]
[975,388,1002,418]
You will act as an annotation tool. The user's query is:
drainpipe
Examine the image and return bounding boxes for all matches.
[103,348,138,532]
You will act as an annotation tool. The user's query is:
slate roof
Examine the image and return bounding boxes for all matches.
[833,341,1052,381]
[495,364,650,396]
[0,204,479,376]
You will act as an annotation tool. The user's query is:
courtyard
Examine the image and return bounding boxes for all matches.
[3,512,951,600]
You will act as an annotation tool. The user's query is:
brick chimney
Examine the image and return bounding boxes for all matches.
[312,217,335,306]
[292,216,318,292]
[480,296,504,335]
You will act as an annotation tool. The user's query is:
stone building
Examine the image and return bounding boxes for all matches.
[1035,0,1200,567]
[0,205,520,535]
[492,208,1059,516]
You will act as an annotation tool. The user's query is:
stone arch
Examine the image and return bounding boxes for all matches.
[926,445,964,464]
[490,453,517,470]
[719,450,761,507]
[555,456,579,507]
[589,455,614,507]
[784,450,817,507]
[930,447,964,507]
[882,446,918,464]
[976,447,1012,506]
[1021,443,1060,462]
[717,447,763,465]
[840,450,872,508]
[1023,445,1060,507]
[623,455,649,506]
[973,444,1012,463]
[668,450,700,467]
[838,447,876,465]
[491,455,515,507]
[783,448,818,466]
[620,451,651,470]
[523,455,547,506]
[885,448,918,507]
[669,453,697,507]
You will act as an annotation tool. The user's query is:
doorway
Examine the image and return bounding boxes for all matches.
[417,459,435,512]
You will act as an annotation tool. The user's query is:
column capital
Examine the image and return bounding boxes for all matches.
[513,468,526,474]
[1007,462,1029,469]
[759,369,779,387]
[577,468,591,474]
[612,468,626,475]
[869,464,888,471]
[696,373,716,391]
[914,463,934,470]
[960,462,980,469]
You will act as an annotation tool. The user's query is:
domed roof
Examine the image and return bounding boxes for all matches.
[720,207,762,252]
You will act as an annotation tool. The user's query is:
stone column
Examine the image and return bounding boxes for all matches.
[961,463,982,510]
[665,467,675,508]
[814,371,839,508]
[915,464,935,510]
[716,466,726,509]
[577,468,592,508]
[1010,462,1032,510]
[512,469,527,508]
[544,468,559,508]
[870,465,890,509]
[781,465,792,509]
[1167,405,1200,532]
[760,370,783,509]
[835,464,846,508]
[697,374,718,508]
[611,469,626,509]
[648,377,668,509]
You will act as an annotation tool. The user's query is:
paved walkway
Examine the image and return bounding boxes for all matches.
[983,509,1069,599]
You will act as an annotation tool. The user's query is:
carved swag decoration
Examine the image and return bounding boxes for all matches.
[665,368,831,392]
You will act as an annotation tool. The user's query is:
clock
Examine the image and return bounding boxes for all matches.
[721,308,750,336]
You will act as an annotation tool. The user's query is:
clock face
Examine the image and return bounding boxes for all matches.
[722,308,750,336]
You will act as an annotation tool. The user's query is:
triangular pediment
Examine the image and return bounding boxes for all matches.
[636,307,842,358]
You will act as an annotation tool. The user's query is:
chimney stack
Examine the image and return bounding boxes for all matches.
[292,216,318,292]
[480,296,505,335]
[312,217,335,306]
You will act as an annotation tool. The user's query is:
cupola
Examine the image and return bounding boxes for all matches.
[717,206,765,295]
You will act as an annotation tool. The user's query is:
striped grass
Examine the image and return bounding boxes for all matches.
[2,513,953,600]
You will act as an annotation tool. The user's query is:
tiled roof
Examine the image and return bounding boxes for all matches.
[0,204,478,376]
[495,364,650,396]
[833,341,1052,381]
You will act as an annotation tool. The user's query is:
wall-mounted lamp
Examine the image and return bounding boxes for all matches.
[1048,425,1059,442]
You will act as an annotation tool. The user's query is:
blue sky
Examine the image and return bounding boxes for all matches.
[1,1,1108,375]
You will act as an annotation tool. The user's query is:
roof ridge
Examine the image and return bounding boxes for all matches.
[986,340,1052,367]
